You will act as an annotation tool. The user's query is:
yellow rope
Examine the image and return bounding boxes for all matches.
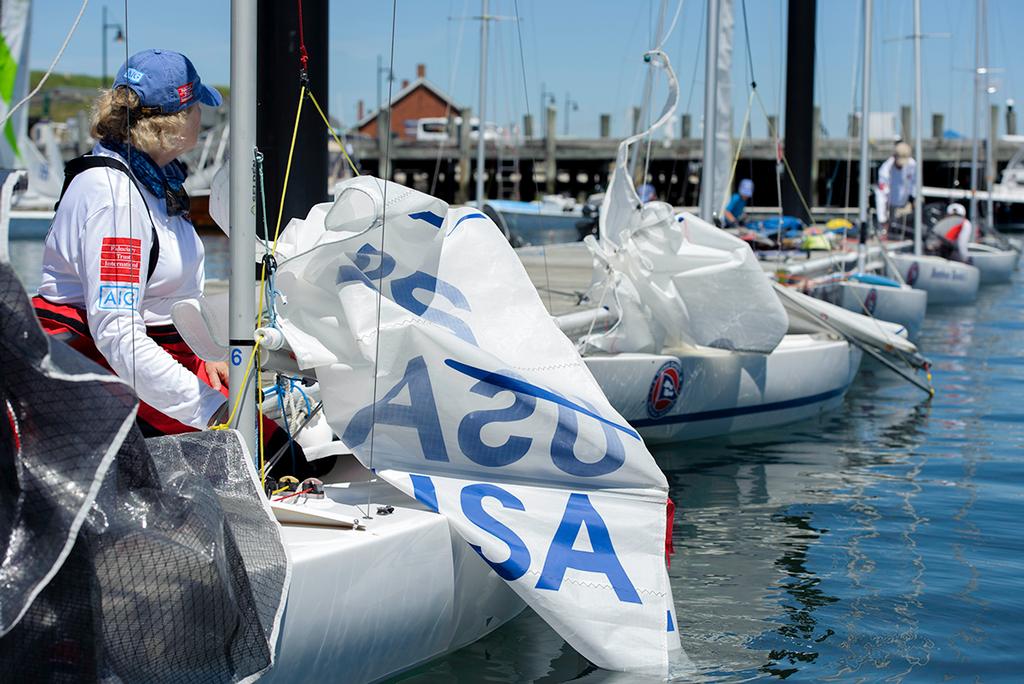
[271,85,307,255]
[307,89,360,177]
[211,337,262,431]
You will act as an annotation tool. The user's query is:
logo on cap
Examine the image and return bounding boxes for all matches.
[126,68,144,83]
[177,81,195,104]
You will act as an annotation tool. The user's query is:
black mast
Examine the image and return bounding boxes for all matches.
[782,0,816,222]
[256,0,329,238]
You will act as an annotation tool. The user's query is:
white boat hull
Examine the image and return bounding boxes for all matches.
[266,471,523,684]
[887,254,980,305]
[586,334,861,444]
[968,244,1016,284]
[835,280,928,339]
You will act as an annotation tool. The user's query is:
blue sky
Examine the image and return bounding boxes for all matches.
[28,1,1023,139]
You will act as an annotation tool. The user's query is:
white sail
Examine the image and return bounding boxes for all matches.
[0,0,30,169]
[590,50,788,355]
[713,0,734,212]
[272,177,682,676]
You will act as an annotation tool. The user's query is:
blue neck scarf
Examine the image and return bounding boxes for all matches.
[101,140,191,218]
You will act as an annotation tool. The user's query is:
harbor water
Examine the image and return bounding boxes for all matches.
[8,232,1024,682]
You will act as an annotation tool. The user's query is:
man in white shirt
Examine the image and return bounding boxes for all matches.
[874,141,917,236]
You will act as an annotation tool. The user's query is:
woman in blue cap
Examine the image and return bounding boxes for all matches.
[33,49,234,436]
[723,178,754,227]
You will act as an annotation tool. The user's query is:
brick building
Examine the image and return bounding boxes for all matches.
[355,64,462,141]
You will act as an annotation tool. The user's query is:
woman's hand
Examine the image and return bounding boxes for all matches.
[205,360,230,391]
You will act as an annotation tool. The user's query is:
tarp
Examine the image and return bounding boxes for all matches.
[590,51,788,355]
[0,261,289,682]
[272,176,681,676]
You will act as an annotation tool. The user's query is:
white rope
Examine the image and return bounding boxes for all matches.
[0,0,90,129]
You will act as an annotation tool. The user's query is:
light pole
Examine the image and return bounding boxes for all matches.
[101,6,125,86]
[563,92,578,136]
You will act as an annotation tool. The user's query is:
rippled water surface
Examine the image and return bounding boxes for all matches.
[9,231,1024,682]
[397,272,1024,682]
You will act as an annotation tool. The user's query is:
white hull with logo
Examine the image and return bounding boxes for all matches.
[834,280,928,340]
[584,334,861,444]
[887,254,980,305]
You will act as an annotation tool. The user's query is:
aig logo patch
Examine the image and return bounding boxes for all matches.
[98,284,139,310]
[126,68,144,83]
[647,360,683,418]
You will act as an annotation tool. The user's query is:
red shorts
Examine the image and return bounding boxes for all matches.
[33,295,261,438]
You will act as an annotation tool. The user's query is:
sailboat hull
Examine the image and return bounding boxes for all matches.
[834,280,928,339]
[586,334,861,444]
[887,254,980,305]
[967,244,1016,284]
[267,470,524,684]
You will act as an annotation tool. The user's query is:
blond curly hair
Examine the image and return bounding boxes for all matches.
[90,86,191,158]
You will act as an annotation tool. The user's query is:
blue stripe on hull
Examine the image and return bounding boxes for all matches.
[631,384,850,428]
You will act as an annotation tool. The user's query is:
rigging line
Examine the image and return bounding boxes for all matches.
[718,89,756,217]
[656,0,685,50]
[0,0,89,128]
[667,0,704,206]
[429,0,469,197]
[124,0,136,394]
[512,0,554,314]
[740,0,756,86]
[365,0,399,520]
[307,90,360,176]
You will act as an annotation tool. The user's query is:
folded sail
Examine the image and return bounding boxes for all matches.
[589,50,787,355]
[274,176,681,675]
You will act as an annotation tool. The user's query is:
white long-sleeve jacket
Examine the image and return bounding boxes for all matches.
[874,156,917,223]
[37,144,224,428]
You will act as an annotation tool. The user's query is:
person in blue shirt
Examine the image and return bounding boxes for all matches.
[723,178,753,227]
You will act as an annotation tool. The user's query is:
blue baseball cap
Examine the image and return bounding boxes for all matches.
[739,178,754,197]
[112,49,222,114]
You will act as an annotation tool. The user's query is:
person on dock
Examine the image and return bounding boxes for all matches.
[32,49,234,436]
[874,141,917,236]
[723,178,754,227]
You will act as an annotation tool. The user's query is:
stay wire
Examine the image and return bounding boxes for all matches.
[124,0,136,395]
[365,0,399,519]
[512,0,554,314]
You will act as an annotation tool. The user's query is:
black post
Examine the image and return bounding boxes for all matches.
[782,0,816,222]
[257,0,329,239]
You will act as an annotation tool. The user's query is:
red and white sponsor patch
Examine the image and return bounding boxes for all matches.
[177,81,195,104]
[99,237,142,283]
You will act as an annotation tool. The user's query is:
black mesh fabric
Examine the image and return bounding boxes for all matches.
[0,262,288,682]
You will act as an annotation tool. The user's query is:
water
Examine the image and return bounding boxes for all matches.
[396,275,1024,682]
[8,231,1023,681]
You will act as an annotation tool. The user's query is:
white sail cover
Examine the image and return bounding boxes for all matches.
[0,0,29,169]
[590,50,787,355]
[272,176,682,675]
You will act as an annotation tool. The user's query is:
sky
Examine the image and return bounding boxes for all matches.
[27,1,1024,140]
